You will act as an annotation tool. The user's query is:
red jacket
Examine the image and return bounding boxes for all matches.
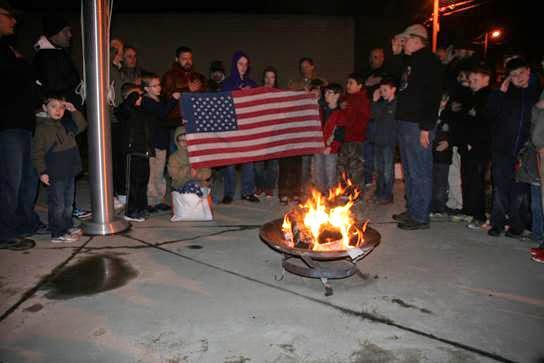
[322,109,345,154]
[342,90,370,142]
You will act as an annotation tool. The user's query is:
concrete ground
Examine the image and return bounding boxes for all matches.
[1,178,543,363]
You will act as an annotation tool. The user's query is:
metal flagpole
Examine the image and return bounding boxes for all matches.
[82,0,130,235]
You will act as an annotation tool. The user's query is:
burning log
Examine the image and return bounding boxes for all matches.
[285,211,314,249]
[317,224,343,245]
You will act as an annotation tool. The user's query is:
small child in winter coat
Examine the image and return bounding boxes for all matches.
[115,83,156,222]
[370,77,398,204]
[32,95,87,243]
[167,126,212,193]
[312,83,345,194]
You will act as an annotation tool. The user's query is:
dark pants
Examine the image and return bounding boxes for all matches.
[374,145,394,201]
[461,156,487,221]
[255,159,278,192]
[431,163,449,213]
[397,121,434,223]
[278,156,301,198]
[0,129,40,241]
[111,122,126,196]
[363,121,376,185]
[48,176,75,237]
[126,154,150,216]
[491,154,530,233]
[337,142,365,191]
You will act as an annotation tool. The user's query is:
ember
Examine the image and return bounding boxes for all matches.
[282,178,368,252]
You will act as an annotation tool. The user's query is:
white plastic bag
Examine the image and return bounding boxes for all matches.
[170,190,213,222]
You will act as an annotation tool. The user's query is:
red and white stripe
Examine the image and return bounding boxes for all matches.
[186,87,325,168]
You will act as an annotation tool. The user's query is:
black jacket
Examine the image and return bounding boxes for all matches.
[459,87,492,161]
[115,94,155,157]
[395,47,443,131]
[141,96,179,150]
[488,74,542,157]
[371,98,398,147]
[0,38,41,132]
[33,38,82,107]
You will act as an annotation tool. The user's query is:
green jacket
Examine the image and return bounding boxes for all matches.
[32,110,87,178]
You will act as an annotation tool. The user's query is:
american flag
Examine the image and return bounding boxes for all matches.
[181,87,325,168]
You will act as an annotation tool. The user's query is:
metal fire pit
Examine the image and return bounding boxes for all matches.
[260,218,380,296]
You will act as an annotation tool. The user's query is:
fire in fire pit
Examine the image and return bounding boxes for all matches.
[260,178,380,296]
[282,179,367,252]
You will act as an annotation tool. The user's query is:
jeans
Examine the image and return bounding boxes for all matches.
[48,176,75,237]
[531,184,543,241]
[254,159,278,193]
[223,163,255,198]
[0,129,40,241]
[363,121,376,185]
[312,153,338,194]
[431,163,449,213]
[490,154,530,233]
[397,121,434,223]
[374,145,394,201]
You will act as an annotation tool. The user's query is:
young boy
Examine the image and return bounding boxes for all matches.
[115,83,155,222]
[32,95,87,243]
[140,74,181,213]
[313,83,345,194]
[167,126,212,192]
[371,77,398,204]
[337,73,371,192]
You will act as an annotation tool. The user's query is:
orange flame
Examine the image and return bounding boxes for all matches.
[282,177,367,251]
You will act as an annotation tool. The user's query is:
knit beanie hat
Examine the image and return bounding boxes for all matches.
[43,14,69,37]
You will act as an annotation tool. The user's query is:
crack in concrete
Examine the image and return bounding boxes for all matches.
[122,234,515,363]
[0,237,95,322]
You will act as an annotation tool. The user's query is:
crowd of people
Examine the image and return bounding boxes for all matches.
[1,2,544,263]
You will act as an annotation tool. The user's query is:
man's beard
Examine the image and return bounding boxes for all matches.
[182,64,193,72]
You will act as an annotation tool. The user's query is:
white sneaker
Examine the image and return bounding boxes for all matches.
[124,214,145,222]
[117,195,127,204]
[67,227,83,236]
[114,197,124,210]
[51,233,79,243]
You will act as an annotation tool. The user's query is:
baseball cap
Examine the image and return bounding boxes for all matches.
[396,24,428,40]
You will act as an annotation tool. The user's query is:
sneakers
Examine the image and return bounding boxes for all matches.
[0,237,36,251]
[155,203,171,211]
[392,211,410,223]
[242,194,260,203]
[255,188,266,197]
[221,196,233,204]
[73,207,92,219]
[67,227,83,236]
[429,212,449,221]
[124,214,145,222]
[466,220,486,230]
[529,247,544,256]
[51,233,79,243]
[531,249,544,263]
[265,190,274,198]
[397,217,430,230]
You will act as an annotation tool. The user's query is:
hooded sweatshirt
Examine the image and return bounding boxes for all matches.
[222,51,258,91]
[32,36,81,107]
[167,126,212,190]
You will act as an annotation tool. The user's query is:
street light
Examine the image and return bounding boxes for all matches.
[484,29,502,58]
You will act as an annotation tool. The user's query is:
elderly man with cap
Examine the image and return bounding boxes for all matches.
[0,1,45,250]
[33,13,82,108]
[391,24,443,230]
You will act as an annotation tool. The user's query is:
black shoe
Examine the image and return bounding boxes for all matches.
[155,203,171,211]
[147,205,158,213]
[242,194,260,203]
[392,211,410,223]
[488,227,502,237]
[0,237,36,251]
[221,196,233,204]
[397,217,430,230]
[505,229,522,239]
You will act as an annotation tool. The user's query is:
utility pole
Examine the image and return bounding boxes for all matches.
[432,0,440,52]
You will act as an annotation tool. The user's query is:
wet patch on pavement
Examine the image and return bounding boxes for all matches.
[42,255,138,299]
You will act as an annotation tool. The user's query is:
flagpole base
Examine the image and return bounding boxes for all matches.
[83,218,131,236]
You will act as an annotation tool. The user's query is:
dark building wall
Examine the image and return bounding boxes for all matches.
[14,12,354,87]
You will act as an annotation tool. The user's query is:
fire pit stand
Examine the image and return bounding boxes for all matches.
[260,219,380,296]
